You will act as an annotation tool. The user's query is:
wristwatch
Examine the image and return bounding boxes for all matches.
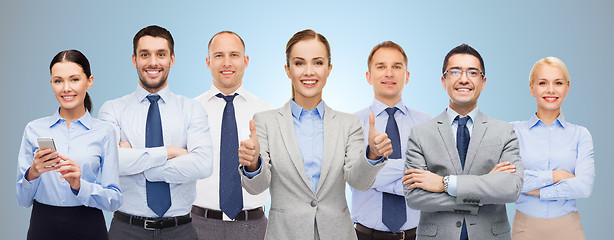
[443,176,450,193]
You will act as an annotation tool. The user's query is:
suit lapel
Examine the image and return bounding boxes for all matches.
[435,111,462,175]
[463,111,488,174]
[316,104,337,194]
[276,101,312,190]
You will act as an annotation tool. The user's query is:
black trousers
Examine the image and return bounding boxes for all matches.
[27,200,108,240]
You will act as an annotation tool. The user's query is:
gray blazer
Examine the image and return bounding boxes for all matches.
[241,101,386,240]
[404,110,523,240]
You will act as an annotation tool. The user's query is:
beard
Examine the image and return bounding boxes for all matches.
[139,74,168,92]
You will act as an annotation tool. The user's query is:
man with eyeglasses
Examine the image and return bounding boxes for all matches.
[401,44,523,240]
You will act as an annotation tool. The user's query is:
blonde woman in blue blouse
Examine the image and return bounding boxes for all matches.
[511,57,594,240]
[16,50,122,240]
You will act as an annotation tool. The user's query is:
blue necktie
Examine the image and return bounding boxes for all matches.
[455,115,470,240]
[217,93,243,220]
[456,116,470,169]
[381,107,406,233]
[145,94,171,217]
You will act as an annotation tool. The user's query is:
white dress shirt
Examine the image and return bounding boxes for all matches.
[98,85,213,217]
[193,84,273,211]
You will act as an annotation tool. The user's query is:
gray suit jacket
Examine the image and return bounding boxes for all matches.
[241,101,386,240]
[404,110,523,240]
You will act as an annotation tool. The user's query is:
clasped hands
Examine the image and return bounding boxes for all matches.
[238,113,394,172]
[402,161,517,193]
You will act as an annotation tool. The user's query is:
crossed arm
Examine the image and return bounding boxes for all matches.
[402,126,523,213]
[522,127,594,200]
[98,101,213,184]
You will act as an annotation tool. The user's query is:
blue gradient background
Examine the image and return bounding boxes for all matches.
[2,1,612,238]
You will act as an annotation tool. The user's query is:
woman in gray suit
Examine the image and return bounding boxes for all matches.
[237,29,391,240]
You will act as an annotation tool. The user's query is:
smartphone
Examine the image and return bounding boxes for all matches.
[37,137,57,160]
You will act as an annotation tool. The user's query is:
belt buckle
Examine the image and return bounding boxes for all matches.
[396,230,405,239]
[144,219,157,230]
[222,213,235,222]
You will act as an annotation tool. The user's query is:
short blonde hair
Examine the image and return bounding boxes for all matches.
[529,57,571,85]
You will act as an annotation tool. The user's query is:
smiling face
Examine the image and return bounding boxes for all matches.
[50,62,93,116]
[530,64,569,114]
[132,36,175,93]
[367,47,409,106]
[207,33,249,95]
[441,53,486,115]
[285,39,332,108]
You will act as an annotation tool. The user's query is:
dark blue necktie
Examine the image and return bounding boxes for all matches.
[456,115,470,169]
[455,115,470,240]
[381,107,406,233]
[217,93,243,220]
[145,94,171,217]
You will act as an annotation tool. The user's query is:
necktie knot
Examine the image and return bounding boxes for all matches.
[216,93,238,103]
[385,107,398,116]
[457,115,470,127]
[146,94,161,103]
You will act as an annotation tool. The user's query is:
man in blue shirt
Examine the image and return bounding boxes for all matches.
[99,25,214,240]
[352,41,431,240]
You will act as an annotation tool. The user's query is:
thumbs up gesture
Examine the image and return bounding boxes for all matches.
[239,119,260,171]
[367,113,393,160]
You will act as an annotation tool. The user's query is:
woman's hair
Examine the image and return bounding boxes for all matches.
[529,57,571,85]
[285,29,331,66]
[285,30,331,98]
[49,50,92,112]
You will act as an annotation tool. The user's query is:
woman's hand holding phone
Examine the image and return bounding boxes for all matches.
[27,148,61,181]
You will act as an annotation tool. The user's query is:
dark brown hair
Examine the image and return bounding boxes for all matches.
[133,25,174,55]
[442,43,485,74]
[49,50,92,112]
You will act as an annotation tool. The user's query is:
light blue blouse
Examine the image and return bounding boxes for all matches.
[16,110,122,212]
[512,114,594,218]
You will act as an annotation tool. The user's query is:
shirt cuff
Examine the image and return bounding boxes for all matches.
[242,156,262,179]
[22,167,41,187]
[447,175,458,196]
[149,146,169,166]
[364,146,385,165]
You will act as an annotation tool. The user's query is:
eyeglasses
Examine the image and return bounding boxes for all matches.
[443,69,484,80]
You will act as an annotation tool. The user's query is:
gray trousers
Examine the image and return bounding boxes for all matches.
[191,211,267,240]
[108,216,198,240]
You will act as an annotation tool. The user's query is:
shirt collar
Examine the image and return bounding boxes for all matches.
[529,112,567,129]
[48,108,93,130]
[290,99,325,119]
[135,84,171,103]
[371,99,407,117]
[446,107,478,126]
[204,84,247,101]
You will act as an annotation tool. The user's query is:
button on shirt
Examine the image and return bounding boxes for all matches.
[193,85,273,211]
[512,114,595,218]
[98,85,213,217]
[16,110,122,212]
[352,99,432,231]
[445,107,478,197]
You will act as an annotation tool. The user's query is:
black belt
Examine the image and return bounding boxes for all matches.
[355,222,416,240]
[113,211,191,230]
[191,206,264,221]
